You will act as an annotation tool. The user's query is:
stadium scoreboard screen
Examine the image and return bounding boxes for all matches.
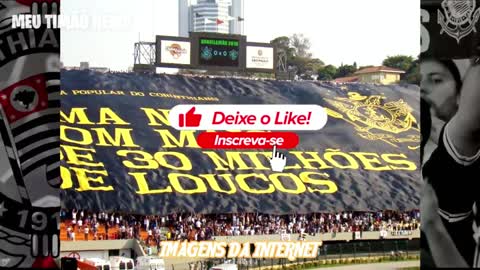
[155,33,274,72]
[198,37,240,67]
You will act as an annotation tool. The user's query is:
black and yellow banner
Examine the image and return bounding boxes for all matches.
[60,70,421,214]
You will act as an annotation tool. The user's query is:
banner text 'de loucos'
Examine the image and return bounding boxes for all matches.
[60,70,421,214]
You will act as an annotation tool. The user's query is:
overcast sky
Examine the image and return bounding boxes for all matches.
[61,0,420,71]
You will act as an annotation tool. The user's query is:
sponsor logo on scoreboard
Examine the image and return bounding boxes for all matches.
[160,40,191,65]
[166,43,187,59]
[252,49,269,63]
[246,46,273,69]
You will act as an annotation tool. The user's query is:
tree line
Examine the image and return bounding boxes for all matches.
[270,34,419,84]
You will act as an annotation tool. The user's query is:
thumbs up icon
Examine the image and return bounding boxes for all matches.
[179,107,202,127]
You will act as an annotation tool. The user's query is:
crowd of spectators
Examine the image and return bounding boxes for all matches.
[61,209,420,246]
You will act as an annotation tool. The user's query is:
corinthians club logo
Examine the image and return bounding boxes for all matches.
[324,92,420,149]
[438,0,480,43]
[0,0,61,265]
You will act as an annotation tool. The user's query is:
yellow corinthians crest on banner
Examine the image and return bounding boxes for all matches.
[324,92,420,149]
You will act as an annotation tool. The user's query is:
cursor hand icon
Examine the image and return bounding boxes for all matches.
[270,144,286,172]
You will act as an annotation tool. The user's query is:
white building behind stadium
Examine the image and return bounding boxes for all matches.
[179,0,244,36]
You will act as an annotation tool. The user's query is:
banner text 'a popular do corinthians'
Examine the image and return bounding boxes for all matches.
[60,70,421,215]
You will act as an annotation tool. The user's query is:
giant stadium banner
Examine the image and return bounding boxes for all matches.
[60,70,421,215]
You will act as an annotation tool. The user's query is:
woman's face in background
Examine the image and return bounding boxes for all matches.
[420,60,459,121]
